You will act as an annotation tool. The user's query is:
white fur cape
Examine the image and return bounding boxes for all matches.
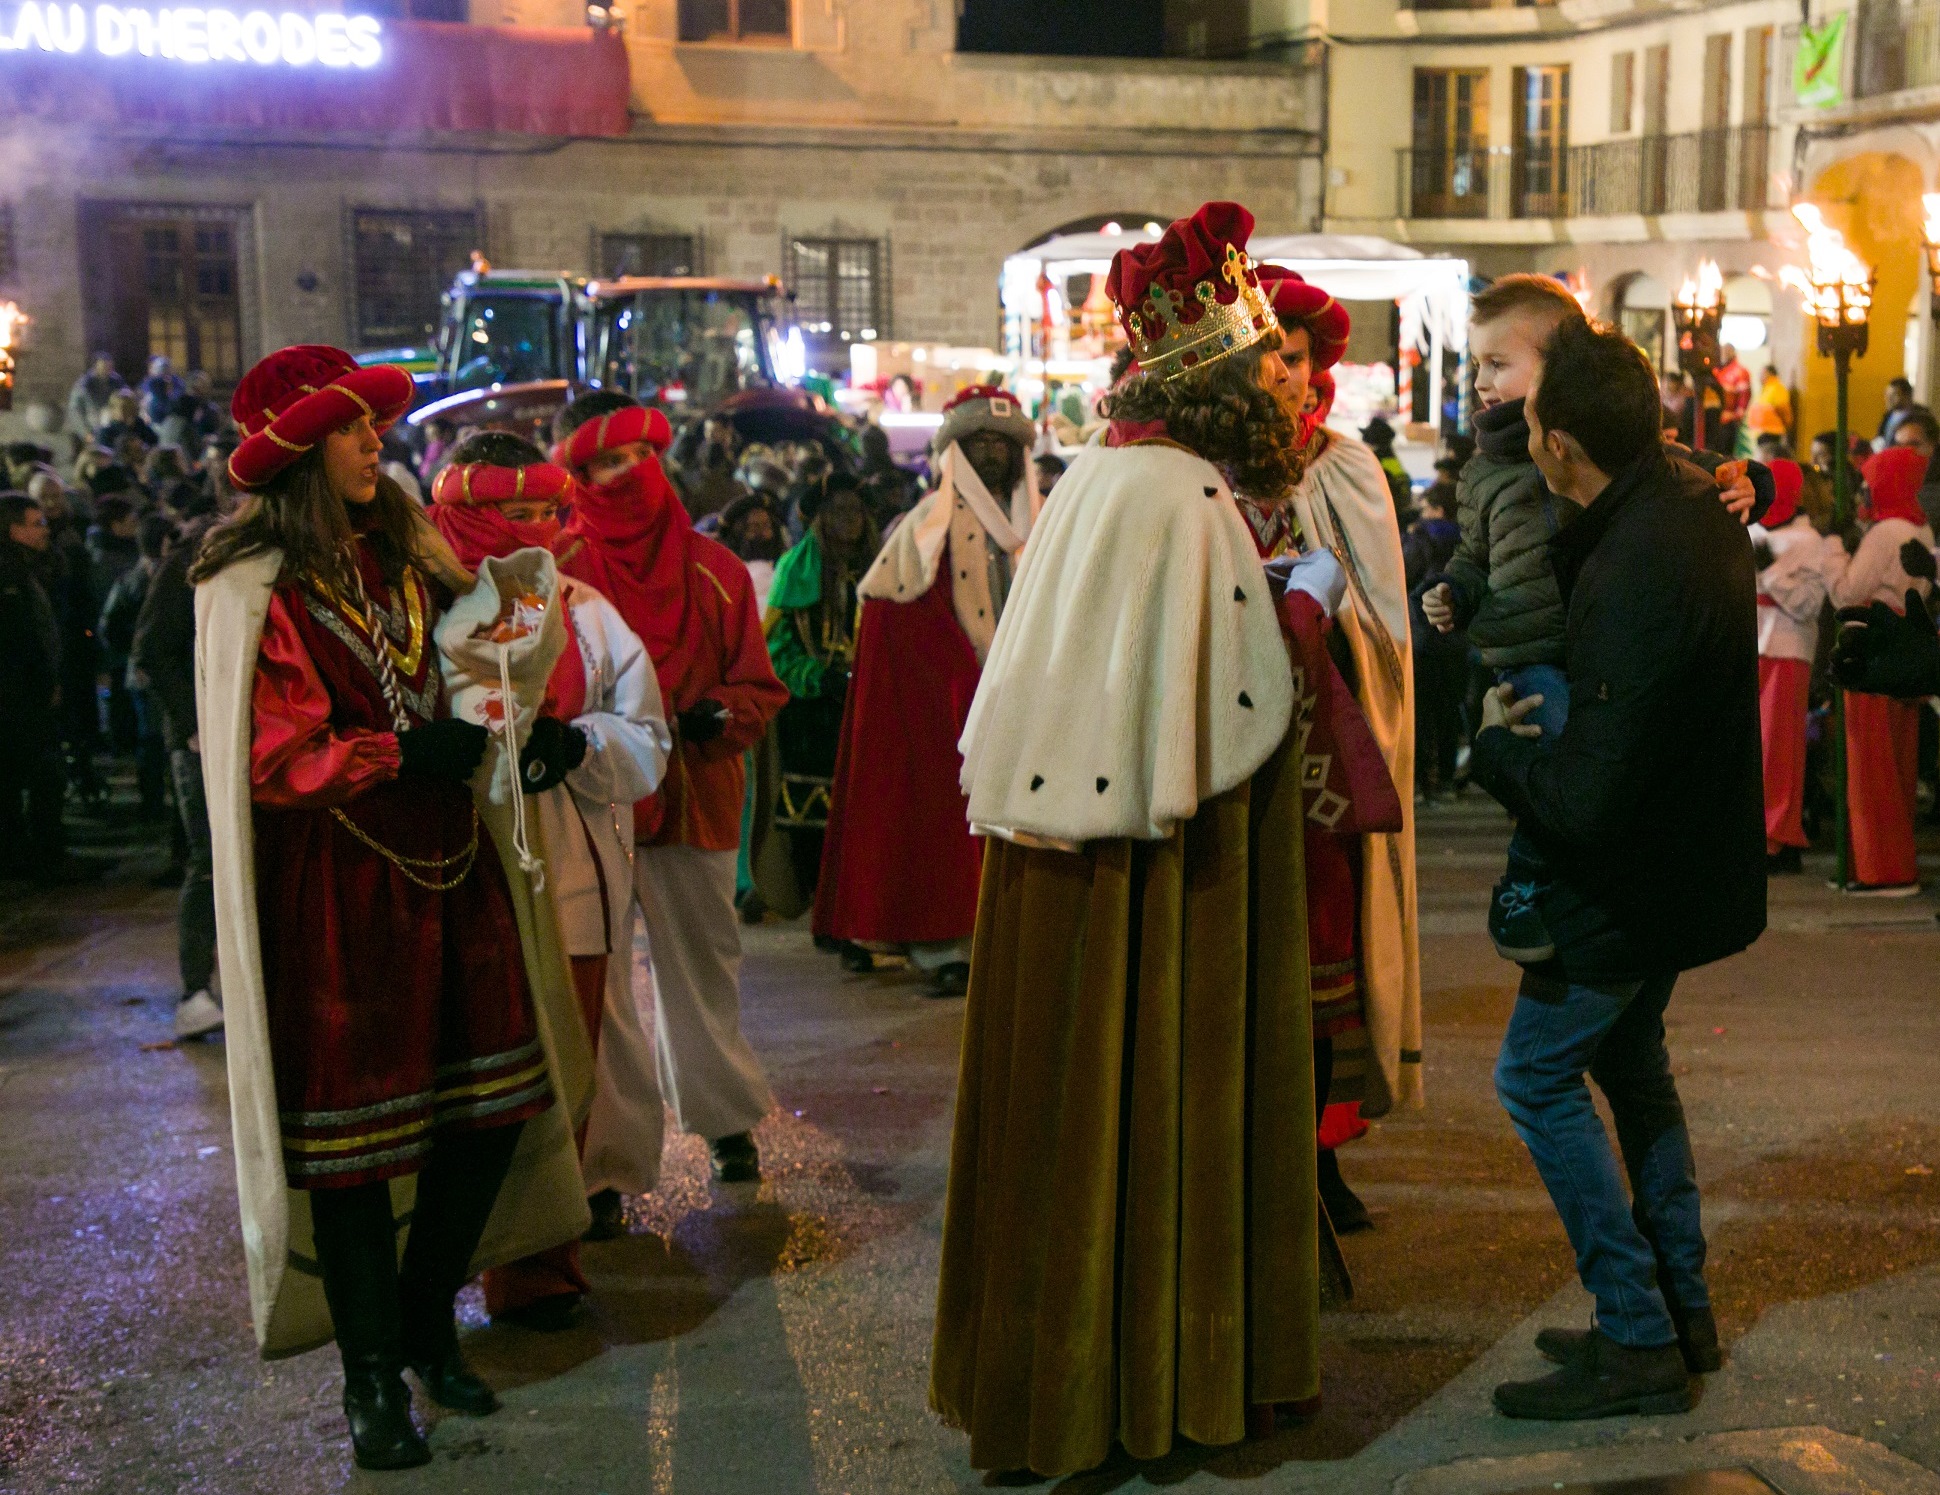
[1291,435,1421,1116]
[196,551,594,1357]
[959,439,1294,844]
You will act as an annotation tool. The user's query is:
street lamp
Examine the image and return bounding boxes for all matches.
[1779,202,1875,890]
[1674,260,1725,453]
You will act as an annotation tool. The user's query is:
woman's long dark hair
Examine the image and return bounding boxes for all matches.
[1099,335,1305,501]
[189,449,422,594]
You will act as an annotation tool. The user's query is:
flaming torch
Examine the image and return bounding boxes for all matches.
[1776,202,1874,890]
[0,302,29,413]
[1673,259,1726,453]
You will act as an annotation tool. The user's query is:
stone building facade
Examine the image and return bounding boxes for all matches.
[0,0,1323,407]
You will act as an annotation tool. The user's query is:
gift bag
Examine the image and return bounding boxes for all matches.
[434,548,568,883]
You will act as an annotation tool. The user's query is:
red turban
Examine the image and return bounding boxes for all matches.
[1256,266,1351,373]
[429,460,575,568]
[551,403,673,477]
[228,345,414,491]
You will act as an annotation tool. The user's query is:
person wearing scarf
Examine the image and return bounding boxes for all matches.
[427,432,673,1323]
[551,392,787,1183]
[190,347,589,1470]
[934,203,1400,1476]
[1750,460,1838,874]
[812,385,1041,997]
[1829,446,1936,892]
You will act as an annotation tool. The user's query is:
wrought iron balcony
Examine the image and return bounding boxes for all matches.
[1853,0,1940,96]
[1396,127,1781,220]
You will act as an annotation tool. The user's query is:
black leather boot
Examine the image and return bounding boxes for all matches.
[399,1123,524,1417]
[1537,1303,1720,1374]
[1317,1147,1373,1234]
[310,1183,430,1471]
[1495,1329,1691,1420]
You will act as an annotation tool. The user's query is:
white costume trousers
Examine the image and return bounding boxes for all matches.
[625,845,775,1146]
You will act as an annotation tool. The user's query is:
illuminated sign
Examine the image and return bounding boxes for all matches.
[0,3,383,66]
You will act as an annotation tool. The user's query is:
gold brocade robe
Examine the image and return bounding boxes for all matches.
[930,732,1319,1476]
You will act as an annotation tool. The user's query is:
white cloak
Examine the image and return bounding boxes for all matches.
[1290,435,1421,1116]
[959,438,1295,845]
[196,551,594,1357]
[532,577,677,1198]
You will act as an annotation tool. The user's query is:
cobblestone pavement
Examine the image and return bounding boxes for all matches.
[3,795,1939,1494]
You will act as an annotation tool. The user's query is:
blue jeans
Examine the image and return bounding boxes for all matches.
[1494,971,1708,1348]
[1498,664,1570,891]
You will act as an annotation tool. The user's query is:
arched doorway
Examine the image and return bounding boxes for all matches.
[1613,272,1670,372]
[1796,152,1926,444]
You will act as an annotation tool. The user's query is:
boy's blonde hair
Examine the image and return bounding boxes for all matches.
[1469,273,1589,333]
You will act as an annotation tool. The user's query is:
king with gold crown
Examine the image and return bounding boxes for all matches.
[930,202,1405,1477]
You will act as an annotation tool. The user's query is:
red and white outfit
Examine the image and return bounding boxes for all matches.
[1751,461,1833,856]
[552,406,786,1154]
[1831,447,1935,889]
[427,458,672,1311]
[814,387,1040,967]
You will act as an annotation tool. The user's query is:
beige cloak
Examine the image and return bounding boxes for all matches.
[196,549,593,1358]
[1290,434,1421,1115]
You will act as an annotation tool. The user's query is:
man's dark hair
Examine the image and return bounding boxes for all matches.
[95,494,136,528]
[166,478,216,520]
[1898,409,1940,447]
[1812,429,1840,453]
[1888,377,1914,396]
[137,512,175,560]
[89,464,138,498]
[1532,320,1663,477]
[0,492,41,531]
[451,431,547,468]
[553,389,638,444]
[1034,453,1068,478]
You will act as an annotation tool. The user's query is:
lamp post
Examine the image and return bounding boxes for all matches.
[1781,202,1875,889]
[1673,260,1725,453]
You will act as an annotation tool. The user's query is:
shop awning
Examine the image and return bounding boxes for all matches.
[0,19,632,138]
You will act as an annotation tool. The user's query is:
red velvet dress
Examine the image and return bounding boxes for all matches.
[250,541,551,1190]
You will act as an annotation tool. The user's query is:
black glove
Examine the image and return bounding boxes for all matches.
[519,715,588,795]
[1834,589,1940,699]
[677,699,730,746]
[396,718,490,783]
[1901,537,1938,582]
[822,663,851,699]
[1751,539,1775,572]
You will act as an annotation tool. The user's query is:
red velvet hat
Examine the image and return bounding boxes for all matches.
[228,345,415,491]
[1256,266,1351,373]
[431,460,574,508]
[1105,202,1279,383]
[934,383,1035,454]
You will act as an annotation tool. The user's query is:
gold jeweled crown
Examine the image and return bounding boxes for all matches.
[1124,243,1281,383]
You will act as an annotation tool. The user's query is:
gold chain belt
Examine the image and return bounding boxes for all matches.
[328,804,481,892]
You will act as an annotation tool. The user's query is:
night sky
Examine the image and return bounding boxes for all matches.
[956,0,1167,58]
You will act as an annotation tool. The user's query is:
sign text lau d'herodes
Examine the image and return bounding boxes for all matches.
[0,3,383,66]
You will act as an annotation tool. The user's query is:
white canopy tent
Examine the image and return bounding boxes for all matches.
[1000,228,1471,444]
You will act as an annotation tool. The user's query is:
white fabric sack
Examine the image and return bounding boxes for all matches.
[435,548,568,808]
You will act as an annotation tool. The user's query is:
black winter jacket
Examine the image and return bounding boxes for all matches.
[129,531,202,752]
[1470,449,1767,982]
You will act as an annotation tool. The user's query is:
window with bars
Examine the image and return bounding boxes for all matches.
[78,202,244,386]
[352,208,481,349]
[679,0,790,42]
[600,232,699,279]
[787,236,882,364]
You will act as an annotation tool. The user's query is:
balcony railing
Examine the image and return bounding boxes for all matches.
[1854,0,1940,97]
[1397,128,1780,220]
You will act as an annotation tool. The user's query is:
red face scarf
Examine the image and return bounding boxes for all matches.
[429,459,589,719]
[1762,458,1804,529]
[552,452,700,687]
[1862,445,1930,526]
